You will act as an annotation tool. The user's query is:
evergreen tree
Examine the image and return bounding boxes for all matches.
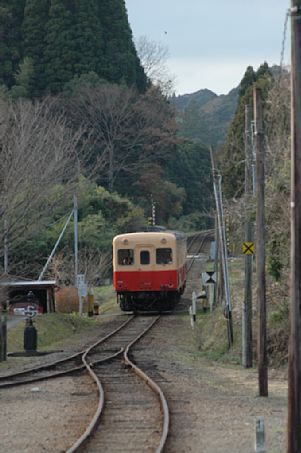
[220,63,273,198]
[0,0,147,95]
[22,0,50,97]
[0,1,25,87]
[165,140,213,216]
[44,0,77,93]
[238,65,256,98]
[73,0,103,76]
[181,100,201,140]
[10,56,34,99]
[97,0,147,92]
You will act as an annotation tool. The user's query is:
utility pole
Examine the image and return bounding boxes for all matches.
[4,220,8,274]
[213,215,219,306]
[243,104,253,368]
[74,195,78,285]
[151,197,156,226]
[210,148,233,347]
[288,2,301,450]
[253,87,268,396]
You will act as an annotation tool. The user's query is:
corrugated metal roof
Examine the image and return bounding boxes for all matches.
[0,280,56,287]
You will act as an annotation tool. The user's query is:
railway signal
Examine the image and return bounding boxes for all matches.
[201,271,216,284]
[242,242,255,255]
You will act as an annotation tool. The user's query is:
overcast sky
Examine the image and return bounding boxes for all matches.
[126,0,290,95]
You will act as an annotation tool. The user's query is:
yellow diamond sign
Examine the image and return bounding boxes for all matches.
[243,242,255,255]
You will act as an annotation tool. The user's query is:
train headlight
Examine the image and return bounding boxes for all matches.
[161,238,167,244]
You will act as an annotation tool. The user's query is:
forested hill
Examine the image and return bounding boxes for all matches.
[173,87,239,147]
[0,0,147,97]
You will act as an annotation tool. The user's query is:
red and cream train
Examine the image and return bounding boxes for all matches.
[113,229,187,311]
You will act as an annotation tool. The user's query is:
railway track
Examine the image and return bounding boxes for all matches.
[186,229,213,274]
[0,316,134,388]
[69,315,168,452]
[0,315,169,452]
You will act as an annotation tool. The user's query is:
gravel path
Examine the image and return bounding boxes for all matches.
[0,375,97,453]
[0,310,288,453]
[0,256,288,452]
[133,313,287,453]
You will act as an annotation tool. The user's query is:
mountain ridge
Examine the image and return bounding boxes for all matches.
[173,86,239,147]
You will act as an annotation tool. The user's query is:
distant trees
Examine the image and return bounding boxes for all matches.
[264,72,290,282]
[0,1,25,87]
[15,177,146,278]
[97,0,147,91]
[220,62,273,198]
[66,82,178,194]
[0,96,83,274]
[135,35,174,95]
[0,0,147,97]
[165,140,213,216]
[0,1,218,280]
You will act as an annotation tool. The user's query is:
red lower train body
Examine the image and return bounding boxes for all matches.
[113,230,187,311]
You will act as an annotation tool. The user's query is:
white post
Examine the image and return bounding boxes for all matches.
[189,291,197,328]
[192,291,197,321]
[255,417,266,453]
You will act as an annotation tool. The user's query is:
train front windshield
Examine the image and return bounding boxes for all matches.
[156,248,172,264]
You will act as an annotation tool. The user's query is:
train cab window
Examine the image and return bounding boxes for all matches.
[118,249,134,265]
[156,248,172,264]
[140,250,150,265]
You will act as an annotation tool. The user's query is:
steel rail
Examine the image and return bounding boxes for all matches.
[0,316,134,382]
[0,348,124,389]
[67,316,163,453]
[66,315,139,452]
[0,316,134,387]
[124,316,169,453]
[187,231,212,274]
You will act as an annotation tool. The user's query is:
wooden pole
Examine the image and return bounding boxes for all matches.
[74,195,78,286]
[214,215,219,306]
[254,87,268,396]
[288,2,301,450]
[4,219,8,274]
[243,104,253,368]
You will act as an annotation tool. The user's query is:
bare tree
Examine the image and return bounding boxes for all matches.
[136,35,175,96]
[67,83,178,191]
[264,72,290,176]
[0,96,85,272]
[49,249,111,286]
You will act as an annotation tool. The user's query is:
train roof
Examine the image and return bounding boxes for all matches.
[113,230,187,243]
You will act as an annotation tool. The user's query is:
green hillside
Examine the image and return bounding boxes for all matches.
[173,87,239,147]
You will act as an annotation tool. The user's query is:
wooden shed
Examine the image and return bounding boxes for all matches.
[0,279,56,314]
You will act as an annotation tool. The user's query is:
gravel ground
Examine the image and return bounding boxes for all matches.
[0,310,288,453]
[133,314,287,453]
[0,375,97,453]
[0,257,288,452]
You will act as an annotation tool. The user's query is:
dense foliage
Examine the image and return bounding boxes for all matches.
[219,62,273,198]
[0,1,216,280]
[173,88,239,148]
[0,0,147,96]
